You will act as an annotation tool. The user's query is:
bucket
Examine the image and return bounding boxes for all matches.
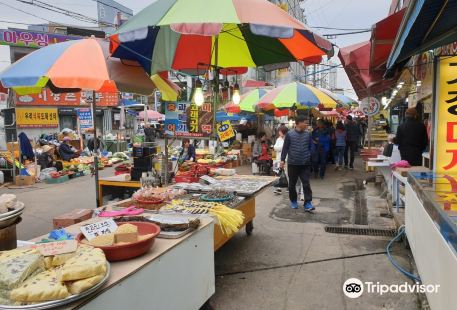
[0,217,22,251]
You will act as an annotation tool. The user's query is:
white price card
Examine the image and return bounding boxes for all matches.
[80,219,118,241]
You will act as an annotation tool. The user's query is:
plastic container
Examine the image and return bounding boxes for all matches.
[0,171,3,184]
[76,222,161,261]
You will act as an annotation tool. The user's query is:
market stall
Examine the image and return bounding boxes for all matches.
[97,174,276,250]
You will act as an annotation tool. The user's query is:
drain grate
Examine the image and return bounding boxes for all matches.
[324,226,397,237]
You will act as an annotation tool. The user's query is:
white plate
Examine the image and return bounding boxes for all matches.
[0,202,25,220]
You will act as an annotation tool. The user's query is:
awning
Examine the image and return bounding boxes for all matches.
[338,10,405,99]
[387,0,457,73]
[370,9,405,69]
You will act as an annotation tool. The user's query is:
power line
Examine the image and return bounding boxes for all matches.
[309,26,371,31]
[0,1,56,23]
[0,19,46,26]
[323,29,372,37]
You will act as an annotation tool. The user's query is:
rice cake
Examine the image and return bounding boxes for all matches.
[66,273,104,295]
[0,254,44,289]
[89,234,115,247]
[11,269,69,302]
[58,248,107,282]
[116,224,138,234]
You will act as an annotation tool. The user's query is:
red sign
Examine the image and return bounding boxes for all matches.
[16,89,118,107]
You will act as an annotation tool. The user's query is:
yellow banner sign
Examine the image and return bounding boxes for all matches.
[217,121,235,142]
[16,108,59,128]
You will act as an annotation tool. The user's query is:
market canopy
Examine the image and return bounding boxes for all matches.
[0,38,180,99]
[109,0,334,75]
[338,9,405,99]
[387,0,457,75]
[138,110,164,121]
[258,82,338,110]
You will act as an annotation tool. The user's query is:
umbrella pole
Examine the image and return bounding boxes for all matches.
[92,91,100,207]
[213,35,219,138]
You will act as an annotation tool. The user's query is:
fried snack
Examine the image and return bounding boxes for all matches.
[66,274,104,295]
[11,269,69,302]
[58,248,107,282]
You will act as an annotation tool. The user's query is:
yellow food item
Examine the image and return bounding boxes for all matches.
[0,254,44,289]
[116,223,138,234]
[10,269,69,302]
[66,274,104,295]
[0,248,39,264]
[89,234,115,247]
[58,248,107,282]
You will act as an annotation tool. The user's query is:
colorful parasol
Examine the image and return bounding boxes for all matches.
[109,0,333,75]
[224,88,268,113]
[257,82,338,110]
[138,110,165,121]
[0,38,180,99]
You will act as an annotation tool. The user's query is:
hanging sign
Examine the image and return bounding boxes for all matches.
[16,89,118,106]
[164,102,213,138]
[217,121,235,141]
[359,97,380,116]
[16,108,59,128]
[77,108,93,131]
[435,56,457,173]
[0,29,81,48]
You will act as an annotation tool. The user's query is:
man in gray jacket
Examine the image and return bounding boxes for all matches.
[280,115,314,211]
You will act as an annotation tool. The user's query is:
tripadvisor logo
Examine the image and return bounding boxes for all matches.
[343,278,440,298]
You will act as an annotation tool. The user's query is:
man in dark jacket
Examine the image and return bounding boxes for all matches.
[280,115,314,211]
[395,108,428,166]
[59,137,79,161]
[143,124,155,143]
[344,115,361,170]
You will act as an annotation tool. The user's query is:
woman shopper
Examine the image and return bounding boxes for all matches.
[334,121,347,170]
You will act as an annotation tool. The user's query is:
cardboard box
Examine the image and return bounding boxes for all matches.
[53,209,93,229]
[15,175,35,186]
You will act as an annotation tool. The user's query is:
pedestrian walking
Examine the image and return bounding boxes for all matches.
[273,126,288,195]
[395,108,428,166]
[334,121,346,170]
[344,115,360,170]
[326,119,336,164]
[280,115,314,211]
[311,119,331,179]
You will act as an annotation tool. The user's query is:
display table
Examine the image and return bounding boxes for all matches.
[98,176,141,206]
[405,172,457,310]
[29,217,215,310]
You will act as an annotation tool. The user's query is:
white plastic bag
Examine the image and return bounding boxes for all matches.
[39,167,57,181]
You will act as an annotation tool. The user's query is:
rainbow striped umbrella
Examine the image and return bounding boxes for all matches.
[110,0,333,75]
[258,82,338,110]
[224,89,268,113]
[0,38,180,100]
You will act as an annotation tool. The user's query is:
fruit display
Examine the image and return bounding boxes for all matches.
[165,200,244,236]
[0,245,108,306]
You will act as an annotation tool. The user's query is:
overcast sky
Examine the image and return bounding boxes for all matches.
[0,0,392,98]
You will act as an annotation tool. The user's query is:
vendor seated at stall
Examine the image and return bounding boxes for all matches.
[179,138,196,162]
[59,137,80,161]
[253,132,272,162]
[38,145,63,171]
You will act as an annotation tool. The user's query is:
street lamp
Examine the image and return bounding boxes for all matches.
[193,79,204,106]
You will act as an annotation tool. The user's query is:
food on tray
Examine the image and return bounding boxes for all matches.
[166,200,244,236]
[66,273,105,295]
[89,234,115,247]
[0,194,17,213]
[58,248,107,282]
[115,223,138,243]
[0,245,108,305]
[11,269,70,303]
[132,187,186,203]
[0,254,44,289]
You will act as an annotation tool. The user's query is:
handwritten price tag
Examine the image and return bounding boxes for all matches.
[33,240,78,256]
[80,219,118,241]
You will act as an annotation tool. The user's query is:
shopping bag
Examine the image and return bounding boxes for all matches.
[276,169,288,188]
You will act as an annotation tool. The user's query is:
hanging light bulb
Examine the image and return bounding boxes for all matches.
[193,79,204,106]
[232,82,241,105]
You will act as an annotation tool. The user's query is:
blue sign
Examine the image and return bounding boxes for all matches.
[77,108,93,130]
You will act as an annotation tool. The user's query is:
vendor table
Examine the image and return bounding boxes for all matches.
[30,217,215,310]
[98,177,141,206]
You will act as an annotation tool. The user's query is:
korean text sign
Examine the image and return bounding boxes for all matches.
[80,219,118,241]
[16,108,59,128]
[436,56,457,172]
[164,102,213,138]
[217,121,235,141]
[77,108,93,130]
[15,89,118,107]
[0,29,81,48]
